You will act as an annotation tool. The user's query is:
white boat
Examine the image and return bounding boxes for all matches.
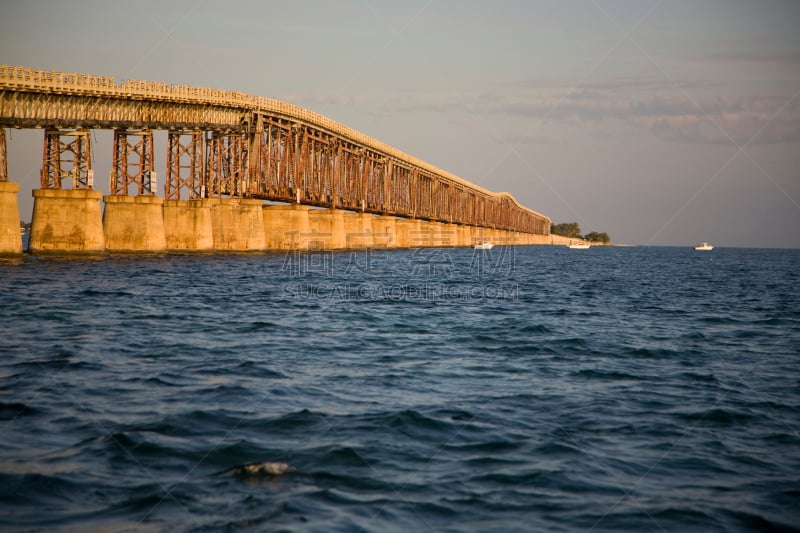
[472,241,494,250]
[567,242,590,249]
[694,242,714,251]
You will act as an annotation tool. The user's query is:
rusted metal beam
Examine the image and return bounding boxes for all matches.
[41,129,93,189]
[166,130,204,200]
[0,92,247,130]
[246,114,263,197]
[110,129,154,195]
[205,130,247,198]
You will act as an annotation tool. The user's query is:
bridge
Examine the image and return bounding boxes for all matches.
[0,65,552,254]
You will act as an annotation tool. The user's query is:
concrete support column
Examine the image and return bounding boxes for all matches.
[394,218,421,248]
[454,224,472,247]
[416,220,448,248]
[208,198,265,251]
[103,195,167,252]
[0,182,22,254]
[262,204,311,250]
[529,233,551,245]
[343,212,373,249]
[503,230,520,246]
[442,223,459,247]
[491,229,505,245]
[163,199,213,251]
[412,220,433,247]
[308,209,346,250]
[471,226,492,246]
[29,188,105,253]
[373,216,396,248]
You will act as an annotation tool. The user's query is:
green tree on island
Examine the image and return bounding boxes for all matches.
[551,222,582,238]
[584,231,611,244]
[551,222,611,243]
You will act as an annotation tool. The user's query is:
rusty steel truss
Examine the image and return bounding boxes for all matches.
[111,129,155,195]
[166,130,204,200]
[0,65,551,234]
[41,129,93,189]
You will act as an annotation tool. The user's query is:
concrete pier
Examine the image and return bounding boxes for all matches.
[491,229,505,246]
[343,213,374,249]
[470,226,492,247]
[503,230,520,246]
[208,198,265,251]
[528,233,553,245]
[442,223,459,247]
[372,216,396,248]
[415,221,453,247]
[491,229,506,245]
[456,224,472,247]
[0,182,22,254]
[163,199,214,251]
[29,188,105,253]
[394,218,421,248]
[103,195,167,252]
[263,204,311,250]
[308,209,346,250]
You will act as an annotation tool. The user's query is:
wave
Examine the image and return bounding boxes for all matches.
[674,408,756,425]
[575,369,645,381]
[0,402,38,420]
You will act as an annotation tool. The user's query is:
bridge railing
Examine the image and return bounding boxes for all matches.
[0,65,116,93]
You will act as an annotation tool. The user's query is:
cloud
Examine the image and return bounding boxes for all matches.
[389,89,800,146]
[636,109,800,145]
[695,51,800,67]
[509,76,722,93]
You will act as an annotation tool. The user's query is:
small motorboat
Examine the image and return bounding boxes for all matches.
[694,242,714,251]
[472,241,494,250]
[567,241,590,249]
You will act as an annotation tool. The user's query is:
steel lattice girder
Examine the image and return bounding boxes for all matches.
[41,129,93,189]
[166,130,204,200]
[111,129,154,195]
[205,131,247,197]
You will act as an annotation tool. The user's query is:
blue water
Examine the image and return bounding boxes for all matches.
[1,246,799,532]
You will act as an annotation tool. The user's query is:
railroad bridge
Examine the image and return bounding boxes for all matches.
[0,65,551,254]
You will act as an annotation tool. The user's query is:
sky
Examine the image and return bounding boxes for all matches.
[2,0,799,247]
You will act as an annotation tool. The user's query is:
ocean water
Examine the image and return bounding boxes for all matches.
[1,245,798,532]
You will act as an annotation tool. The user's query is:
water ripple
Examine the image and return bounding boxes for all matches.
[0,247,798,531]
